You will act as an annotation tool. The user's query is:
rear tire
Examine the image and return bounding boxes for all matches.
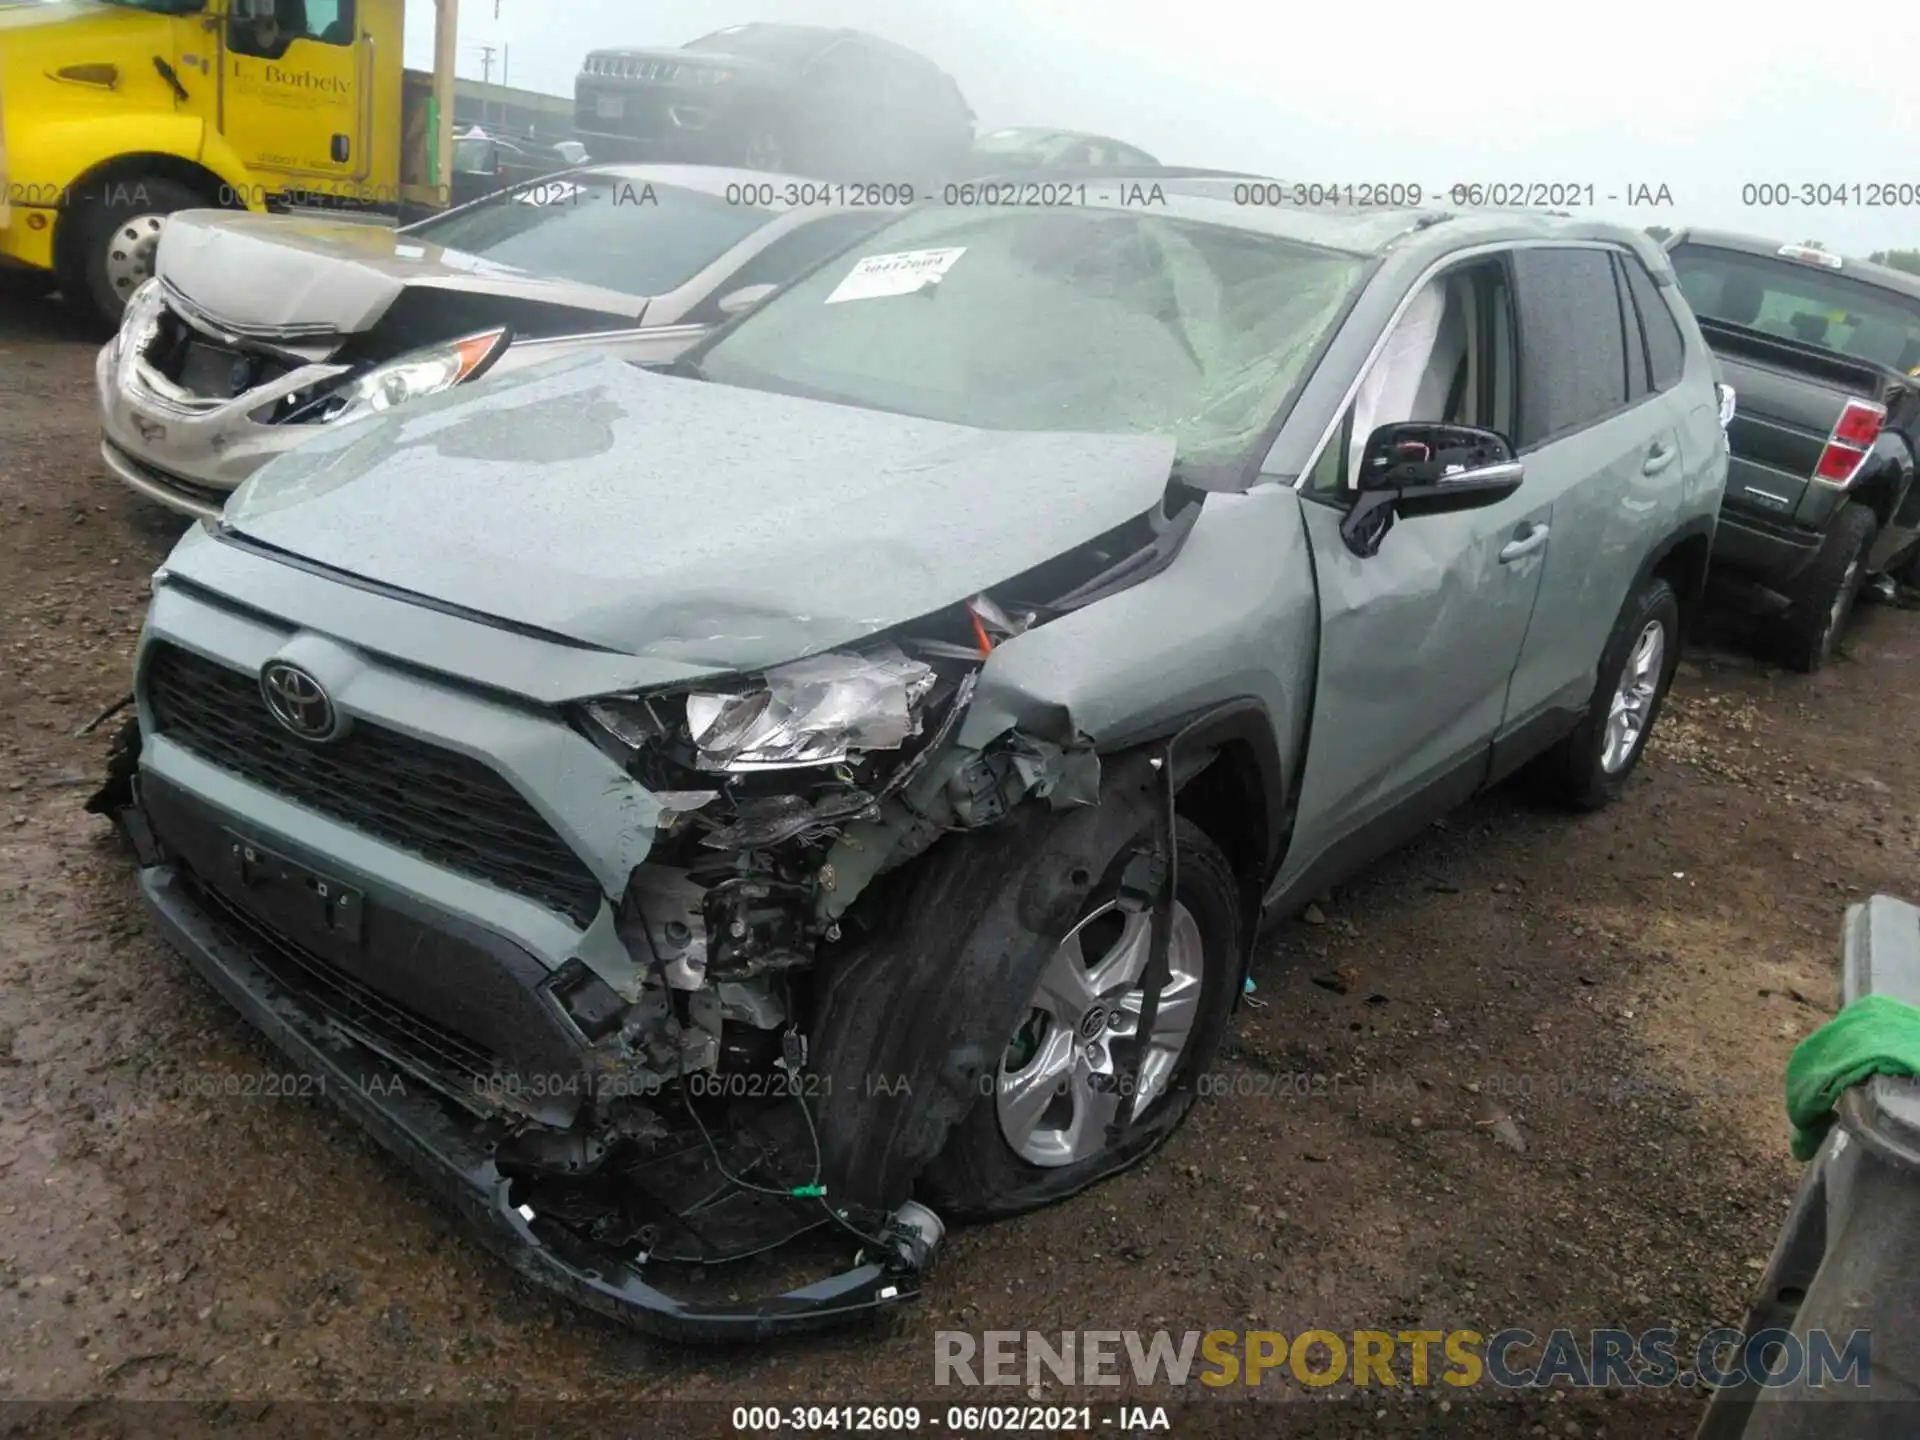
[1777,501,1877,673]
[917,819,1242,1221]
[59,176,205,331]
[1533,575,1681,810]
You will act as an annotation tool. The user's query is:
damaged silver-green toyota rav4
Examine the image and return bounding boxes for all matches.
[92,181,1727,1339]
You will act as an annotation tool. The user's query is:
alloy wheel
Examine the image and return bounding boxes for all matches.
[996,897,1205,1167]
[1600,619,1665,774]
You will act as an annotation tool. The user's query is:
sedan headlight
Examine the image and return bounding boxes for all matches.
[323,327,511,425]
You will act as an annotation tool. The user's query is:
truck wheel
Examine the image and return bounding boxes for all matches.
[916,819,1242,1221]
[59,177,205,331]
[1533,575,1682,811]
[1777,502,1877,673]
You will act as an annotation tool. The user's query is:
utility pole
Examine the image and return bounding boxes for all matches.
[479,43,496,85]
[503,45,510,89]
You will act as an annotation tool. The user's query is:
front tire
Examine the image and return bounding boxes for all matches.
[917,819,1242,1221]
[1533,575,1681,810]
[59,176,205,331]
[1777,501,1877,672]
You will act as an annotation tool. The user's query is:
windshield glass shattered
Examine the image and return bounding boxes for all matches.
[696,204,1364,466]
[403,177,775,298]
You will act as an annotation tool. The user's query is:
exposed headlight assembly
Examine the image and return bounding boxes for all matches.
[114,277,166,362]
[583,645,940,776]
[311,327,512,426]
[686,645,937,773]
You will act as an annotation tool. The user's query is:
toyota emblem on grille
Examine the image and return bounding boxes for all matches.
[259,661,340,741]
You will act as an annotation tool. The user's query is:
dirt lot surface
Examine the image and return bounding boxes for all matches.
[4,295,1916,1437]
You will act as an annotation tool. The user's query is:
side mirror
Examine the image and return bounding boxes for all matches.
[1341,422,1524,558]
[716,283,779,318]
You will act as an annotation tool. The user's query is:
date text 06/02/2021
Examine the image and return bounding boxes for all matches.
[729,1405,1173,1432]
[1225,181,1675,209]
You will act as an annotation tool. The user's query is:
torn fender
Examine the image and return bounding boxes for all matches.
[955,486,1319,783]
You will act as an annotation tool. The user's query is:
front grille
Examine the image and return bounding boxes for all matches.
[144,643,604,925]
[576,88,677,140]
[191,872,503,1093]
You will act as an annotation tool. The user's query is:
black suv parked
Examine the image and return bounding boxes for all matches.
[575,24,974,181]
[1667,231,1920,669]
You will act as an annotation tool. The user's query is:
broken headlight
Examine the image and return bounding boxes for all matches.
[689,645,938,773]
[583,645,940,775]
[114,278,166,363]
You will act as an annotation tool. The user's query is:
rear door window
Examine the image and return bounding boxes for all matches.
[1510,247,1630,448]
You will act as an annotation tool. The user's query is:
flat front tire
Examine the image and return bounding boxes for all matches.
[917,819,1242,1221]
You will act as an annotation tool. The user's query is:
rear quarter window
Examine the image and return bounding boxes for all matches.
[1620,253,1687,391]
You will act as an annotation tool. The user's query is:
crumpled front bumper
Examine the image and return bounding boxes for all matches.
[128,846,930,1341]
[93,319,343,520]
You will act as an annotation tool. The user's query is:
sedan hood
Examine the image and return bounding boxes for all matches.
[156,210,649,337]
[224,354,1177,670]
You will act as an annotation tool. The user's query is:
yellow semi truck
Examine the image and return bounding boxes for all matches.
[0,0,461,326]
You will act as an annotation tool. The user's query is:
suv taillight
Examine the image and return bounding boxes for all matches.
[1813,398,1886,485]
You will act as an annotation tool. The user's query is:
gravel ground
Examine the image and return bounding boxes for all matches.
[4,293,1916,1438]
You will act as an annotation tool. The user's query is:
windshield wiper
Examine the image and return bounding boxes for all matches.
[664,355,707,381]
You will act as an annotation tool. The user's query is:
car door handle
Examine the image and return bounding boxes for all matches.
[1499,522,1550,563]
[1643,441,1677,475]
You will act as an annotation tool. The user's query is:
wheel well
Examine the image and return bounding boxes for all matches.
[54,154,236,271]
[1175,739,1270,909]
[1851,468,1901,531]
[1652,532,1711,624]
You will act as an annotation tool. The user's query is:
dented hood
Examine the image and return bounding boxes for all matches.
[224,354,1177,670]
[156,210,648,337]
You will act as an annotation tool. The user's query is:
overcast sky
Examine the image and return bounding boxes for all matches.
[408,0,1920,254]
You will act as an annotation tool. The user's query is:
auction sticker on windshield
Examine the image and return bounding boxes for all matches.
[825,247,967,303]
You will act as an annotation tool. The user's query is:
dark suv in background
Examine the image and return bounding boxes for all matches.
[1668,231,1920,669]
[574,23,975,180]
